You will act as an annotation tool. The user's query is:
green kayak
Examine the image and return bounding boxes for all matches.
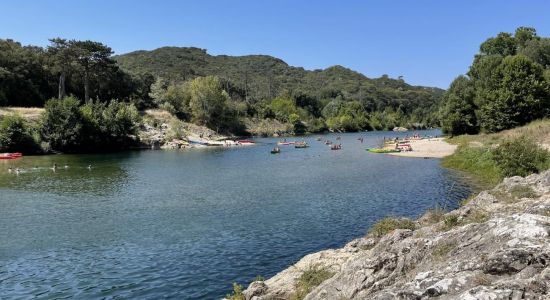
[366,148,400,154]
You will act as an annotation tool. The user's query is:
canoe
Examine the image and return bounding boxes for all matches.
[271,149,281,154]
[294,143,309,148]
[366,148,400,154]
[238,140,255,145]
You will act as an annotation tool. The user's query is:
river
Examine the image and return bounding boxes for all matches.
[0,130,471,299]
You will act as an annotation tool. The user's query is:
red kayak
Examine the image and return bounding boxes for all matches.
[0,153,23,159]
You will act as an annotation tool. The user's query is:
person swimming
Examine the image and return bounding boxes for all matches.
[15,168,20,175]
[64,164,69,169]
[87,164,92,170]
[8,167,13,173]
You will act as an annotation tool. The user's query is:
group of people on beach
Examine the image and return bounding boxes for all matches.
[7,163,93,175]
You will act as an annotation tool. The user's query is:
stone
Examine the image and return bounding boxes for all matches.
[241,170,550,300]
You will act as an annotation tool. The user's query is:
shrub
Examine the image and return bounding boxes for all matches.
[442,215,460,231]
[226,283,244,300]
[291,267,333,300]
[0,114,40,153]
[493,136,550,177]
[368,217,416,238]
[41,96,85,152]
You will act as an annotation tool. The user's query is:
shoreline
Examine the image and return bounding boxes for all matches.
[241,171,550,299]
[386,137,457,158]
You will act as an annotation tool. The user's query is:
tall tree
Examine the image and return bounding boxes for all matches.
[71,40,115,103]
[439,76,478,135]
[47,38,74,99]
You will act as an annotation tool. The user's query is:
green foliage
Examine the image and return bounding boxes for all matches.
[492,136,550,177]
[442,215,460,231]
[226,283,245,300]
[445,27,550,135]
[41,96,85,152]
[441,145,502,187]
[189,76,229,128]
[368,217,416,238]
[509,185,537,199]
[290,267,333,300]
[271,95,298,122]
[0,38,153,107]
[0,114,39,153]
[440,76,478,135]
[41,97,141,153]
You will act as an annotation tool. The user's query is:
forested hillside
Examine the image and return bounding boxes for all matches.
[115,47,444,131]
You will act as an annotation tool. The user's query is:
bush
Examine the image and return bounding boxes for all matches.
[42,97,141,153]
[41,96,85,152]
[493,136,550,177]
[226,283,244,300]
[0,114,40,153]
[368,217,416,238]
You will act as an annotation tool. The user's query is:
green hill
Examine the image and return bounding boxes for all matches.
[115,47,444,127]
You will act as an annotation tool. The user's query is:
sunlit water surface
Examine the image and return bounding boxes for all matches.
[0,130,471,299]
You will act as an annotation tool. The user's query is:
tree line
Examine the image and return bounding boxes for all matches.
[0,38,153,108]
[440,27,550,135]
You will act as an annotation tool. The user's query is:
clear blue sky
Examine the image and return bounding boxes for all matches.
[2,0,549,88]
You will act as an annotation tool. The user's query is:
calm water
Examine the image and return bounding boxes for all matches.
[0,130,470,299]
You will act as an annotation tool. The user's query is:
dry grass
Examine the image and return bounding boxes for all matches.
[0,107,44,121]
[432,241,457,259]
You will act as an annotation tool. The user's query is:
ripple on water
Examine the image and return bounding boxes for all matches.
[0,130,472,299]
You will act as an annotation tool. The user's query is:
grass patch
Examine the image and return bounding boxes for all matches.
[368,217,416,238]
[441,215,460,231]
[509,185,537,199]
[422,208,446,224]
[441,145,502,188]
[464,210,489,224]
[290,267,334,300]
[432,241,457,259]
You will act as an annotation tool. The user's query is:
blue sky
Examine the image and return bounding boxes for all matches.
[1,0,549,88]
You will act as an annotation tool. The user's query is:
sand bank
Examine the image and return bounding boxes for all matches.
[387,138,457,158]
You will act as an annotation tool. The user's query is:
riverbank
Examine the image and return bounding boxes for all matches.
[240,171,550,299]
[387,137,457,158]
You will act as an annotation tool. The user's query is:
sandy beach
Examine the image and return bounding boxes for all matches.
[387,137,457,158]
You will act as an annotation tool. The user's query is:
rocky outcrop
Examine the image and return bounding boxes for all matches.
[243,171,550,299]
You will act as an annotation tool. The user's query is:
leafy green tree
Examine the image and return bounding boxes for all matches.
[0,114,39,153]
[41,96,85,152]
[189,76,229,129]
[479,32,516,56]
[440,76,478,135]
[270,95,298,122]
[479,55,549,132]
[514,27,539,49]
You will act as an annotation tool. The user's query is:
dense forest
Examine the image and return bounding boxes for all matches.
[115,47,444,131]
[440,27,550,135]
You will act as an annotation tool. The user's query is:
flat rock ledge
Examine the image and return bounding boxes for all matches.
[242,171,550,300]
